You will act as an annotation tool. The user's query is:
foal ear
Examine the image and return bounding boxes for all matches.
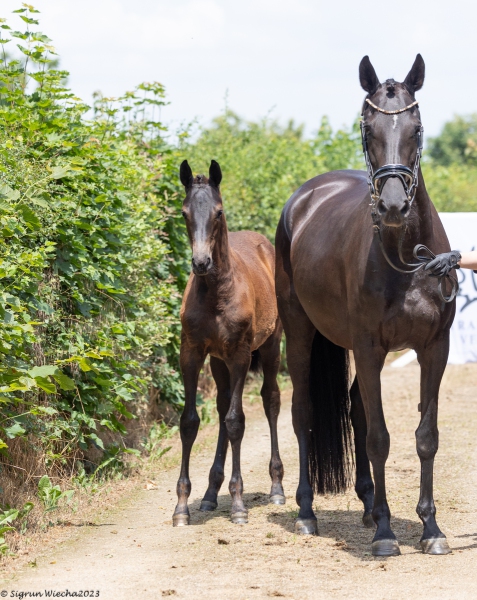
[359,56,380,95]
[180,160,193,189]
[209,160,222,188]
[404,54,425,95]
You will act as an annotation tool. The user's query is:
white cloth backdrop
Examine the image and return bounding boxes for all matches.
[439,213,477,364]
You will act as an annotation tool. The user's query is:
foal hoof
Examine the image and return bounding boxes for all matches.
[270,494,286,505]
[231,511,248,525]
[200,500,217,512]
[362,513,375,529]
[295,518,318,536]
[420,537,452,555]
[371,539,401,557]
[172,513,190,527]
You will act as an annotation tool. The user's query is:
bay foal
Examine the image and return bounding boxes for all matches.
[172,160,284,527]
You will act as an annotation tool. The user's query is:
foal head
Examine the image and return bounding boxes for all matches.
[180,160,224,276]
[359,54,425,228]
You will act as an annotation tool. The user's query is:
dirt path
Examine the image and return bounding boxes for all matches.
[3,364,477,599]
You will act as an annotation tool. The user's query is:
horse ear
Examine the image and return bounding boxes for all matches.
[404,54,425,95]
[180,160,193,189]
[359,56,380,94]
[209,160,222,188]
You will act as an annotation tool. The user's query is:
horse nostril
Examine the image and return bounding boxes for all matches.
[206,257,211,268]
[400,200,410,215]
[377,199,387,215]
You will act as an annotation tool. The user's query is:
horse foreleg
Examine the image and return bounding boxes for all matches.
[416,336,451,555]
[354,343,399,556]
[172,342,205,527]
[350,376,374,527]
[200,357,231,511]
[225,354,250,524]
[259,321,285,505]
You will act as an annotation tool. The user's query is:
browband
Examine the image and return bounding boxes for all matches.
[365,98,419,115]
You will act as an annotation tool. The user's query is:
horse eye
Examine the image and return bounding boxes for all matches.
[216,210,223,219]
[181,210,187,219]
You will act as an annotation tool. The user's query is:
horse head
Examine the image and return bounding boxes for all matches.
[180,159,224,276]
[359,54,425,228]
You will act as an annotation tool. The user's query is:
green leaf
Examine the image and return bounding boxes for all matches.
[28,365,58,378]
[0,439,7,450]
[18,204,41,230]
[34,376,56,394]
[78,358,92,372]
[49,165,72,179]
[52,372,75,391]
[88,433,104,450]
[5,422,26,439]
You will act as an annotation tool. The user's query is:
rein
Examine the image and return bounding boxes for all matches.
[360,98,458,303]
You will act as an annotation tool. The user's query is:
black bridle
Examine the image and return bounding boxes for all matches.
[360,98,458,303]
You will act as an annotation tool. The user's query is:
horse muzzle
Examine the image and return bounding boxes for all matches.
[192,256,212,276]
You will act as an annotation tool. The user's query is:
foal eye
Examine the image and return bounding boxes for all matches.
[216,210,223,219]
[181,210,187,219]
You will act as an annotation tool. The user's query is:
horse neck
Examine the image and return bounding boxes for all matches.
[198,218,235,298]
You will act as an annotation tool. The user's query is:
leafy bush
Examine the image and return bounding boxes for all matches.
[0,5,186,489]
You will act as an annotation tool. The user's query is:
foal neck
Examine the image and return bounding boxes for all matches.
[197,218,234,296]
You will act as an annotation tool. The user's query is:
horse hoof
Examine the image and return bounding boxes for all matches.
[420,537,452,555]
[172,513,190,527]
[231,511,248,524]
[295,518,318,536]
[270,494,286,505]
[200,500,217,512]
[371,539,401,557]
[362,513,375,528]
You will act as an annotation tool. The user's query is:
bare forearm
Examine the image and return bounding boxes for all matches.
[459,251,477,270]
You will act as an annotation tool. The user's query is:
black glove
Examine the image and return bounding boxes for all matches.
[424,250,461,278]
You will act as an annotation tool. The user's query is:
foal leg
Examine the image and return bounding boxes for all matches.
[225,353,250,524]
[416,337,451,555]
[172,343,206,527]
[354,343,400,556]
[350,376,374,527]
[200,357,231,511]
[259,323,285,505]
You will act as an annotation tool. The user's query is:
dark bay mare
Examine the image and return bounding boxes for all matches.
[173,160,285,527]
[275,55,455,556]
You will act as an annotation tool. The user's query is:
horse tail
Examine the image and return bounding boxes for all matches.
[308,329,353,494]
[249,349,262,373]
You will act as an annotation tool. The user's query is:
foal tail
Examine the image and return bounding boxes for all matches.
[308,329,353,494]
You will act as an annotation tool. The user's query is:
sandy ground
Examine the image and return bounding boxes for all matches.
[2,363,477,599]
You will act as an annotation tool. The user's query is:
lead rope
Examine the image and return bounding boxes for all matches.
[370,217,458,303]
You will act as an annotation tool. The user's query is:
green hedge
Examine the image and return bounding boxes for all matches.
[0,6,186,476]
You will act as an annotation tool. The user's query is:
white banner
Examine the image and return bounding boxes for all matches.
[439,213,477,364]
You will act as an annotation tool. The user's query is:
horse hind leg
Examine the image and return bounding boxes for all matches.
[258,321,285,505]
[350,376,375,527]
[225,354,250,524]
[200,357,231,512]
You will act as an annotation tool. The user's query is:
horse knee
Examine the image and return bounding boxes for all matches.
[415,426,439,461]
[225,410,245,442]
[180,411,200,440]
